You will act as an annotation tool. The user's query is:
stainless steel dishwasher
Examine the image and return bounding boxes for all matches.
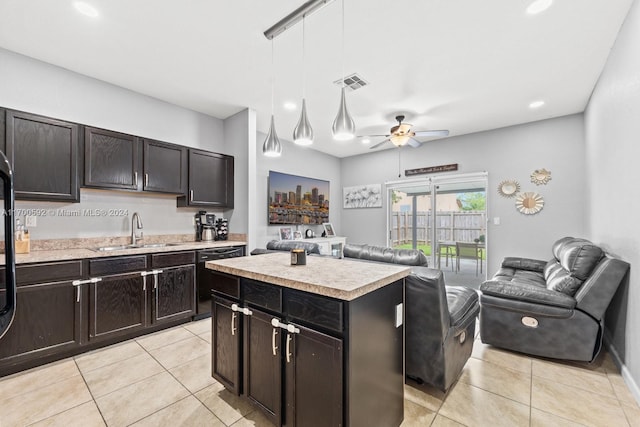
[195,246,245,319]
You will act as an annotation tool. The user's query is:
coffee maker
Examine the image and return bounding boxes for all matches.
[194,211,216,241]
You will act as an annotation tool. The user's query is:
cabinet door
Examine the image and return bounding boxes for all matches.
[244,309,282,426]
[0,281,82,365]
[178,149,234,208]
[284,325,343,427]
[84,127,140,190]
[88,272,147,343]
[5,110,79,202]
[143,139,187,194]
[212,295,242,395]
[152,265,195,324]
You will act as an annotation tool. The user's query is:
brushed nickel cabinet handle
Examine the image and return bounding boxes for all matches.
[272,328,279,356]
[286,334,293,363]
[145,173,149,186]
[76,286,80,303]
[231,312,237,336]
[134,171,138,184]
[190,190,194,201]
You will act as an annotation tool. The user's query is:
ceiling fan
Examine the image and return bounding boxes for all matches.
[360,115,449,149]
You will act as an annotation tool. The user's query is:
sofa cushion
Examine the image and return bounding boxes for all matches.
[543,238,604,296]
[551,237,604,280]
[492,267,547,287]
[343,243,428,266]
[481,280,577,309]
[265,240,321,254]
[446,286,479,330]
[544,261,583,296]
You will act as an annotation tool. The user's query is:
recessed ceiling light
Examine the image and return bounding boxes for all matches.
[74,1,99,17]
[361,138,370,144]
[283,101,297,111]
[529,100,545,109]
[527,0,553,15]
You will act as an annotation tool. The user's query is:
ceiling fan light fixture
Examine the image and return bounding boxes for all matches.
[333,87,356,141]
[390,134,411,147]
[263,115,282,157]
[293,99,314,145]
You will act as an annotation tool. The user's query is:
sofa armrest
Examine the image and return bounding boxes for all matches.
[446,286,479,334]
[480,280,576,309]
[501,257,548,273]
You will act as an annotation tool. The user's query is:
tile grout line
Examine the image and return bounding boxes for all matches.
[75,357,109,427]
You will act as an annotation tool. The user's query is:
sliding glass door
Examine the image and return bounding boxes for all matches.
[387,173,488,287]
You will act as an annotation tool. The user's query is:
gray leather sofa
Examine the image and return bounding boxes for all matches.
[343,243,479,391]
[480,237,630,362]
[250,240,321,255]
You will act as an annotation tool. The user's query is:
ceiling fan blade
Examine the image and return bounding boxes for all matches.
[369,138,390,149]
[413,130,450,137]
[356,134,390,138]
[407,138,422,148]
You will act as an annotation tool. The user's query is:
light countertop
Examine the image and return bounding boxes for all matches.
[1,240,247,266]
[206,252,410,301]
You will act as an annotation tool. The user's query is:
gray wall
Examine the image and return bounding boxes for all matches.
[223,108,256,244]
[0,48,230,239]
[585,0,640,399]
[254,132,342,251]
[341,114,587,274]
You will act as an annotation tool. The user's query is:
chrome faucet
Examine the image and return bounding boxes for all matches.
[131,212,143,245]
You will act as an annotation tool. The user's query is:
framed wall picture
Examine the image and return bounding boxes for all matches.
[322,222,335,237]
[279,227,293,240]
[293,230,303,240]
[343,184,382,208]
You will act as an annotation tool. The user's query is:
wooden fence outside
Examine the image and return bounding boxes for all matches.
[391,211,486,245]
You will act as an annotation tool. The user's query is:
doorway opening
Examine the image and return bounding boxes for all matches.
[387,173,488,288]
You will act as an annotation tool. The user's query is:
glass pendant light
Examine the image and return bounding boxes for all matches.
[293,17,313,146]
[263,39,282,157]
[332,0,355,141]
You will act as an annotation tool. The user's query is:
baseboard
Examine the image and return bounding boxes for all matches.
[604,332,640,405]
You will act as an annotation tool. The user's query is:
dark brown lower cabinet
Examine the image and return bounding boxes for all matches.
[152,265,195,324]
[244,309,282,426]
[212,296,241,394]
[88,272,147,343]
[0,280,82,363]
[284,326,342,427]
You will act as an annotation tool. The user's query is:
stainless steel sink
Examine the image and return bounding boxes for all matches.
[92,243,181,251]
[138,243,181,248]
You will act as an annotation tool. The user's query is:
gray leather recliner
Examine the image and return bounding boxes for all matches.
[480,237,630,362]
[405,267,479,391]
[343,244,479,391]
[250,239,321,255]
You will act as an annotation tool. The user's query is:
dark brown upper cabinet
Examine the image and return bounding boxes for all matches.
[4,110,80,202]
[177,148,234,208]
[142,139,187,194]
[84,127,141,190]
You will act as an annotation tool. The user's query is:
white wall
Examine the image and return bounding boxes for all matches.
[254,132,342,251]
[585,0,640,400]
[341,114,587,274]
[0,48,230,239]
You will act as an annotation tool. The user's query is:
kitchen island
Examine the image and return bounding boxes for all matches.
[206,252,410,427]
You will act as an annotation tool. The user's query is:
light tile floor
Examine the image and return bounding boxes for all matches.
[0,319,638,427]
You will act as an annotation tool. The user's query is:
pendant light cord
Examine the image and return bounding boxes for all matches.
[302,17,306,98]
[341,0,345,88]
[270,39,275,114]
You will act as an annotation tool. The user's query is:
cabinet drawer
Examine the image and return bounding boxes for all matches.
[211,272,240,299]
[89,256,147,276]
[284,289,343,333]
[242,279,282,313]
[0,260,84,286]
[151,251,195,268]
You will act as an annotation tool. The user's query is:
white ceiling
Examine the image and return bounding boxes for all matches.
[0,0,633,158]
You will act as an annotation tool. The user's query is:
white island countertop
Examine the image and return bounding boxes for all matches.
[206,252,411,301]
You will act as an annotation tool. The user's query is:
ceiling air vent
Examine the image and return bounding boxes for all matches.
[334,73,368,91]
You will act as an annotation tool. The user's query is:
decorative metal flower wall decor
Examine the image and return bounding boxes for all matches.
[497,180,520,198]
[515,192,544,215]
[343,184,382,208]
[531,168,552,185]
